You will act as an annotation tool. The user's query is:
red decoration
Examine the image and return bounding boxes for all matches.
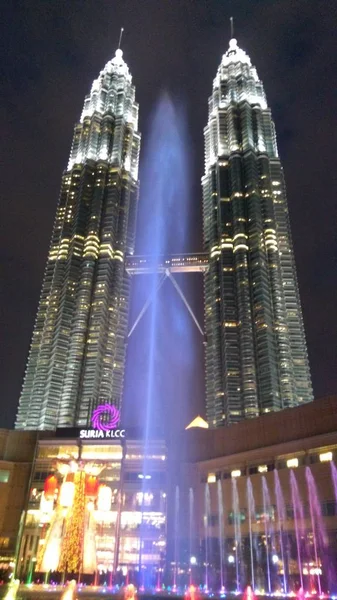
[85,475,99,498]
[44,474,58,499]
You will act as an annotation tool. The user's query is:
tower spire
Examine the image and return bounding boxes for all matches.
[118,27,124,50]
[230,16,234,39]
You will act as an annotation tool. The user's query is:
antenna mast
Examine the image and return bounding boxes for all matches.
[118,27,124,49]
[230,16,234,39]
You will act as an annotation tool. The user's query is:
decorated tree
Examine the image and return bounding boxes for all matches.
[58,471,86,573]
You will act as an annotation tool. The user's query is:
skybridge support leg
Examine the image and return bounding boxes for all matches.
[166,270,204,336]
[128,273,167,338]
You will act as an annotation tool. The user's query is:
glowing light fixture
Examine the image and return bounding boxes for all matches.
[231,470,241,478]
[286,458,299,469]
[319,451,332,463]
[59,481,75,507]
[207,473,216,483]
[97,484,112,512]
[258,465,268,473]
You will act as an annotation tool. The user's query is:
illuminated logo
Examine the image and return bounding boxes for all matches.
[91,404,120,432]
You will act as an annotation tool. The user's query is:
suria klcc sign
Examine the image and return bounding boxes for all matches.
[79,404,126,439]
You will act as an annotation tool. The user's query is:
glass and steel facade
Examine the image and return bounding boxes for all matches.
[17,435,167,584]
[202,39,313,426]
[16,49,141,430]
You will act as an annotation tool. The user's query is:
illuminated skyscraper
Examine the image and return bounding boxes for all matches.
[16,48,140,430]
[203,38,313,426]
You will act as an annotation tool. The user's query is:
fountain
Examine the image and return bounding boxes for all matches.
[262,476,275,594]
[217,479,225,592]
[246,478,256,591]
[189,487,195,585]
[180,463,337,597]
[242,584,257,600]
[173,485,180,590]
[274,469,288,593]
[185,584,200,600]
[305,466,328,595]
[290,470,305,590]
[331,462,337,506]
[232,476,242,592]
[124,583,137,600]
[60,580,77,600]
[204,483,211,591]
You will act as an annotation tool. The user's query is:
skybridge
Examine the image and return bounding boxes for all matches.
[126,252,209,338]
[125,252,209,275]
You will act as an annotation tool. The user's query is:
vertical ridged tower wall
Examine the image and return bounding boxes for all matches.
[202,39,313,427]
[16,49,141,430]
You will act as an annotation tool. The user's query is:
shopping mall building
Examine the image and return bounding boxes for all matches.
[1,396,337,589]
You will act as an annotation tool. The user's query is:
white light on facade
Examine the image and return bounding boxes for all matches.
[207,473,216,483]
[190,556,197,565]
[97,485,112,512]
[228,554,235,563]
[39,492,54,518]
[286,458,299,469]
[319,451,333,463]
[59,481,75,507]
[231,470,241,478]
[258,465,268,473]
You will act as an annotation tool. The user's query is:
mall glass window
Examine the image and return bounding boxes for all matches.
[0,470,10,483]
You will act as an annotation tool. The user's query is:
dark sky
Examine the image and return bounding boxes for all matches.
[1,0,337,430]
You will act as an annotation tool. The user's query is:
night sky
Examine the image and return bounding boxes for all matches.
[1,0,337,430]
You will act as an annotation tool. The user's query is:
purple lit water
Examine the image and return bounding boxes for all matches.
[331,461,337,505]
[189,487,194,585]
[246,477,256,590]
[305,466,328,595]
[232,477,242,592]
[204,483,211,591]
[274,469,287,593]
[290,470,304,590]
[217,479,225,591]
[261,477,272,593]
[173,485,179,589]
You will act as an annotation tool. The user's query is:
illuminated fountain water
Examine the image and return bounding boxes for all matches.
[174,485,180,590]
[290,470,305,590]
[305,467,328,595]
[232,476,242,592]
[331,462,337,505]
[217,479,225,592]
[189,487,195,585]
[184,463,337,597]
[204,483,211,591]
[262,476,274,594]
[247,478,256,591]
[60,580,77,600]
[274,469,287,593]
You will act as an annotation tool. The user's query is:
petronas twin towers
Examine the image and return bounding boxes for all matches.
[203,39,313,425]
[16,49,140,430]
[15,36,313,431]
